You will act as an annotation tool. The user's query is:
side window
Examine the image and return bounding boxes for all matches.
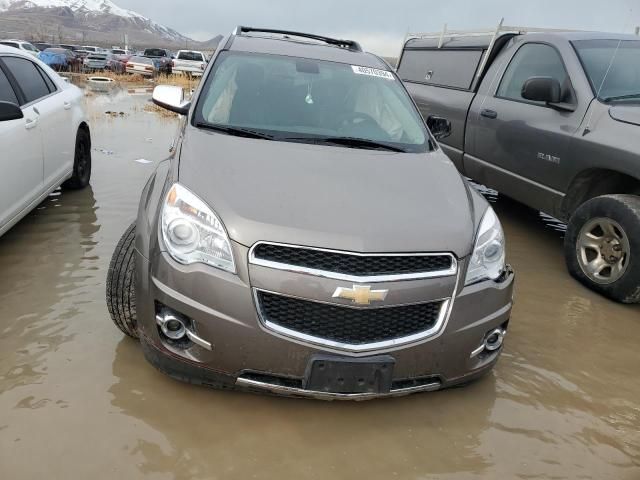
[0,65,19,104]
[497,43,569,102]
[2,57,51,104]
[398,49,483,90]
[37,65,57,93]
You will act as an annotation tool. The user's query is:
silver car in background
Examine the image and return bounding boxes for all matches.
[125,55,157,76]
[83,52,111,71]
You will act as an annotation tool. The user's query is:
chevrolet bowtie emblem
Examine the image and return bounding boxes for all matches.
[332,285,389,305]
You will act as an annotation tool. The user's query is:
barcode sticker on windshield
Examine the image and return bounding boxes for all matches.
[351,65,394,80]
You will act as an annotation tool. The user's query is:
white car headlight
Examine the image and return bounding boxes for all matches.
[161,183,235,273]
[465,207,506,285]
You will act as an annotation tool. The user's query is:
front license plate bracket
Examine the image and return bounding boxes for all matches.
[304,354,395,394]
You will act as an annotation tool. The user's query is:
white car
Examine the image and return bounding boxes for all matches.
[0,39,39,58]
[0,45,91,237]
[125,56,156,76]
[172,50,207,76]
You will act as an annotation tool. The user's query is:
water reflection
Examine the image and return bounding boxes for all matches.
[109,338,497,478]
[0,91,638,479]
[0,187,99,393]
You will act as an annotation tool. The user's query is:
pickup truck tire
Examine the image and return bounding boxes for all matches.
[62,128,91,189]
[564,194,640,303]
[106,222,139,338]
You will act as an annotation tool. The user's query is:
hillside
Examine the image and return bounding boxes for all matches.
[0,0,206,49]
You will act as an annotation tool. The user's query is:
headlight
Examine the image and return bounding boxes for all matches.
[465,207,506,285]
[161,183,235,273]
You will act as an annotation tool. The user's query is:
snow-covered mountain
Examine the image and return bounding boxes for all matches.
[0,0,141,18]
[0,0,191,44]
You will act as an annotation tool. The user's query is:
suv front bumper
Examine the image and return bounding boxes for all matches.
[135,245,514,399]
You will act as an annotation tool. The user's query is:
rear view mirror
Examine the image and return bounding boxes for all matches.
[426,115,452,140]
[522,76,561,103]
[0,101,24,122]
[152,85,191,115]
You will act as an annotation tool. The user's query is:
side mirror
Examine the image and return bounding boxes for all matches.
[0,101,24,122]
[426,115,452,140]
[152,85,191,115]
[522,76,562,103]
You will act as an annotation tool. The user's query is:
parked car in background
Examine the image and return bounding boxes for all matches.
[142,48,172,74]
[83,52,112,71]
[59,44,80,52]
[110,48,129,55]
[106,27,514,399]
[172,50,207,76]
[107,54,130,73]
[33,42,52,52]
[0,45,91,237]
[38,48,82,72]
[82,46,101,53]
[125,55,156,76]
[398,25,640,303]
[74,49,90,60]
[0,39,39,57]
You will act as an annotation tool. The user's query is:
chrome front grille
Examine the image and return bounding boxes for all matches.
[249,242,457,282]
[254,289,450,352]
[249,242,457,351]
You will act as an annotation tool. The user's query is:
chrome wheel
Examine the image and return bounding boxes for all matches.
[576,217,630,285]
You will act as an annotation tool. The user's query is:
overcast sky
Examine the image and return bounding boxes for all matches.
[116,0,640,55]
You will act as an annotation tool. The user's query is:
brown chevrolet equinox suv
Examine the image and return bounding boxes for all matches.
[106,27,515,399]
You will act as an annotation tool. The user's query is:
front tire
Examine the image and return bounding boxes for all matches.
[564,194,640,303]
[62,128,91,190]
[106,222,139,338]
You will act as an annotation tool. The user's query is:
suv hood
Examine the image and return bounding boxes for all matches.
[178,128,475,257]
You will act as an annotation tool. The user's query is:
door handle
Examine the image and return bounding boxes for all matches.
[64,101,71,110]
[480,109,498,119]
[25,117,38,130]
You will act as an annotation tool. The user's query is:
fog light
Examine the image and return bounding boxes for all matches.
[484,328,505,352]
[156,311,187,340]
[155,307,213,351]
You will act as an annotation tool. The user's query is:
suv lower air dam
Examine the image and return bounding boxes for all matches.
[105,26,515,399]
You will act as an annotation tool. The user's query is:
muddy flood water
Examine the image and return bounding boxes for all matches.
[0,83,639,480]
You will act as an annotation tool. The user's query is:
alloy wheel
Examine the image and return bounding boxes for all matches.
[576,217,631,285]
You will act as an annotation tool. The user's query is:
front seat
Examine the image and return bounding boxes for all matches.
[228,63,266,125]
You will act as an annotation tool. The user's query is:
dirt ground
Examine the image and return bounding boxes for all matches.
[0,84,638,480]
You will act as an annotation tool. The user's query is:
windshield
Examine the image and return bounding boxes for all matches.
[144,49,166,57]
[573,39,640,102]
[193,52,429,152]
[178,51,204,61]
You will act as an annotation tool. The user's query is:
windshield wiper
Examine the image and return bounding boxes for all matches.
[284,136,406,152]
[602,93,640,103]
[195,122,274,140]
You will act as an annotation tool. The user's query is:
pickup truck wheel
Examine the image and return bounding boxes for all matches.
[564,194,640,303]
[62,128,91,190]
[106,222,139,338]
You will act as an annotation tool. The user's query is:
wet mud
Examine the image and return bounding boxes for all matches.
[0,87,638,479]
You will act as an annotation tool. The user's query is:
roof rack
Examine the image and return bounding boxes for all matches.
[233,26,363,52]
[400,18,586,78]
